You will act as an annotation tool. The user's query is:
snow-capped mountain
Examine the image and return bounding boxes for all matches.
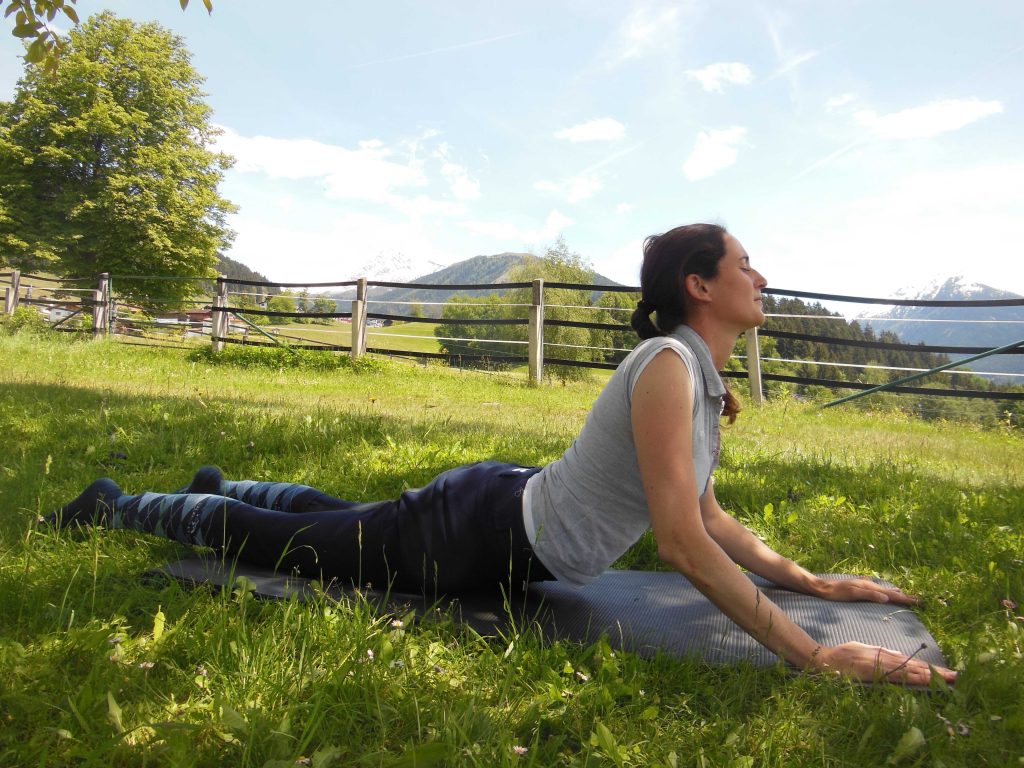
[862,277,1024,378]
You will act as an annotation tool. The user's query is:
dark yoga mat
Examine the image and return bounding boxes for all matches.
[147,556,947,669]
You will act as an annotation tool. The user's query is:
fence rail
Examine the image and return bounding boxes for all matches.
[4,269,1023,412]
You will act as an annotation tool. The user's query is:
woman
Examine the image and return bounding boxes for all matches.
[49,223,956,685]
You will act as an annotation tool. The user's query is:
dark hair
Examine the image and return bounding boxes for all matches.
[630,223,740,423]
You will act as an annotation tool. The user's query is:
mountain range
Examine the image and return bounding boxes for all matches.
[325,252,623,316]
[861,276,1024,378]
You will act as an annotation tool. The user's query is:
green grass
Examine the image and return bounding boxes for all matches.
[1,332,1023,766]
[230,320,448,356]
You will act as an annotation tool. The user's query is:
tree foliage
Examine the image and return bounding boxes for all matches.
[756,295,1024,424]
[433,238,631,381]
[265,295,295,325]
[4,1,211,68]
[0,12,235,307]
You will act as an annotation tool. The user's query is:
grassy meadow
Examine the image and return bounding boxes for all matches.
[1,331,1022,767]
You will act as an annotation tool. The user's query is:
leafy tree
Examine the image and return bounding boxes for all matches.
[505,238,598,381]
[437,293,524,369]
[4,1,211,67]
[265,295,295,326]
[311,296,336,324]
[434,238,606,381]
[593,289,639,364]
[0,12,235,308]
[293,289,311,323]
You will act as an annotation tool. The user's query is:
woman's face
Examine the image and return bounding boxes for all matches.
[703,234,768,330]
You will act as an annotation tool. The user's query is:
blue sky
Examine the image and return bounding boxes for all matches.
[2,1,1022,301]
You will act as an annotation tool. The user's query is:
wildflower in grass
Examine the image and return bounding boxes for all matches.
[390,618,404,628]
[138,661,155,670]
[366,649,374,660]
[512,745,528,756]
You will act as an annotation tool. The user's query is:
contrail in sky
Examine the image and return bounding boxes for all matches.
[793,138,865,180]
[349,32,524,69]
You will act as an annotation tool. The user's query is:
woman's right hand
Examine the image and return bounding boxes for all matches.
[810,642,958,685]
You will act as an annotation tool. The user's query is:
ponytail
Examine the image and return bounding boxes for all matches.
[630,299,663,339]
[722,386,740,425]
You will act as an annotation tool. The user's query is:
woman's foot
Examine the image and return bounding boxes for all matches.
[42,478,122,529]
[180,465,225,495]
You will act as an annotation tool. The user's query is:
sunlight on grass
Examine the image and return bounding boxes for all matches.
[1,333,1022,766]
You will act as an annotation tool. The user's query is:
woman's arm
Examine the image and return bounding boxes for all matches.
[631,349,955,684]
[699,485,918,605]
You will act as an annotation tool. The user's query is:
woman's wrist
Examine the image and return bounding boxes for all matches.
[791,571,829,598]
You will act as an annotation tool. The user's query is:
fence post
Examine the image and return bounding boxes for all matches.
[91,273,109,339]
[350,277,367,359]
[528,278,544,384]
[745,327,763,406]
[3,269,19,315]
[211,275,227,353]
[105,273,115,335]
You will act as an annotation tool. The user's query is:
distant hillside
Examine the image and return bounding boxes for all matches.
[327,253,623,316]
[862,277,1024,377]
[216,254,279,295]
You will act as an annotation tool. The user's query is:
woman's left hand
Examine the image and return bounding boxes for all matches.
[814,577,919,605]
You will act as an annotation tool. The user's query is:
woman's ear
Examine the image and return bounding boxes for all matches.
[685,274,711,303]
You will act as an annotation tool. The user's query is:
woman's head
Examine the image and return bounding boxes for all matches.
[630,223,729,340]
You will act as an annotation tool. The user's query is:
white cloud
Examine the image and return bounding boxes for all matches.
[567,176,602,203]
[433,142,481,201]
[825,92,857,110]
[854,98,1004,139]
[758,161,1024,298]
[685,62,753,93]
[554,118,626,143]
[440,161,481,201]
[225,212,456,283]
[215,127,427,203]
[592,239,643,286]
[460,210,574,243]
[389,195,466,218]
[535,175,603,204]
[606,4,685,64]
[682,127,747,180]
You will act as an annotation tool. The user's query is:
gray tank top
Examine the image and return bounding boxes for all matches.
[522,324,726,586]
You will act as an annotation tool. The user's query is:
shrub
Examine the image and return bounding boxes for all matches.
[0,306,49,336]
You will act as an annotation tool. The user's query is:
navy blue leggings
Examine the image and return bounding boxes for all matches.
[113,461,553,593]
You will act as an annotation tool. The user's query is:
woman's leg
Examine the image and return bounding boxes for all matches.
[180,466,357,513]
[49,478,402,586]
[50,462,554,593]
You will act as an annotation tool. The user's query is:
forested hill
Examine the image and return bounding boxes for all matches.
[216,254,279,295]
[759,294,952,382]
[327,253,621,316]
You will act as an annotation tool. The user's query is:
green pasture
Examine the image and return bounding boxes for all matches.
[234,320,447,356]
[1,331,1022,767]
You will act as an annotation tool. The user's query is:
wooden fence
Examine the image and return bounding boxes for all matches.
[4,268,1024,408]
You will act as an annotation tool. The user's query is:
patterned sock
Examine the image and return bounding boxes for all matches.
[181,466,350,513]
[43,478,123,529]
[109,490,238,548]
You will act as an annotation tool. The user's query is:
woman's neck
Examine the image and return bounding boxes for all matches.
[683,317,741,370]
